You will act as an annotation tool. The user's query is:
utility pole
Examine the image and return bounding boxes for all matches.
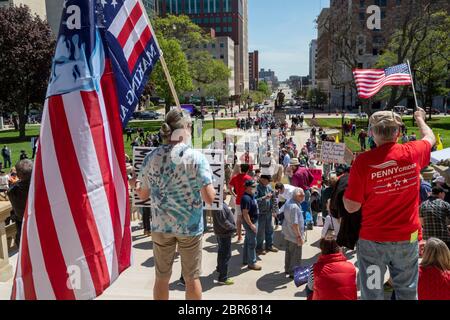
[342,85,346,143]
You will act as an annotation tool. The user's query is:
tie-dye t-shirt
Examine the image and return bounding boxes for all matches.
[139,143,213,236]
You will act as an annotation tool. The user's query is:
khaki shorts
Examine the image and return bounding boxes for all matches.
[152,232,203,281]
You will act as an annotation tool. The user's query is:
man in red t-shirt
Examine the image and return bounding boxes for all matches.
[343,108,435,300]
[229,164,252,242]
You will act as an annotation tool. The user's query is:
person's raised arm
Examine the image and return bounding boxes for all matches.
[415,107,436,147]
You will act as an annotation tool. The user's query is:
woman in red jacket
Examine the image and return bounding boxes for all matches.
[311,236,357,300]
[418,238,450,300]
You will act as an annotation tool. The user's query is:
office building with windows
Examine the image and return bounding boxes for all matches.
[248,50,258,91]
[157,0,249,95]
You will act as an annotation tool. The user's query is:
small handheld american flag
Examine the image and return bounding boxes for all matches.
[353,63,413,99]
[11,0,160,300]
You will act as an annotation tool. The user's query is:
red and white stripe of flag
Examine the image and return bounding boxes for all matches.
[11,62,132,300]
[353,69,412,99]
[108,0,154,72]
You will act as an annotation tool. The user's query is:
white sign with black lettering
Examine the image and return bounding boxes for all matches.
[132,147,224,210]
[202,149,224,211]
[320,142,346,164]
[132,147,156,207]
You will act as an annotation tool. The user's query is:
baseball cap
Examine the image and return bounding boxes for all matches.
[245,180,257,188]
[369,111,403,128]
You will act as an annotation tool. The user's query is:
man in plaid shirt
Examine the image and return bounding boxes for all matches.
[419,186,450,249]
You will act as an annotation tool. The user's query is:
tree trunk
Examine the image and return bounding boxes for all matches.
[19,112,27,140]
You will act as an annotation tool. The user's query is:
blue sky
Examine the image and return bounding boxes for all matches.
[249,0,330,81]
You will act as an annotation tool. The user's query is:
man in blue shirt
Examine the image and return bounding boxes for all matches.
[282,188,306,278]
[241,179,261,271]
[256,175,279,255]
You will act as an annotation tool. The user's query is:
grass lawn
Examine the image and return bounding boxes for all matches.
[0,120,237,166]
[307,116,450,153]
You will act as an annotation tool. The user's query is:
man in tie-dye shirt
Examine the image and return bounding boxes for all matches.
[134,109,215,301]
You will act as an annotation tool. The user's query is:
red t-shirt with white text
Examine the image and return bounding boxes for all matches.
[229,173,252,205]
[344,140,431,242]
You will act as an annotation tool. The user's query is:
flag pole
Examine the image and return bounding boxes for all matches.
[159,53,181,110]
[407,59,419,114]
[140,1,181,111]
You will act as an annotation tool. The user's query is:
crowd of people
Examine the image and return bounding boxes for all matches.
[235,113,279,131]
[129,106,449,301]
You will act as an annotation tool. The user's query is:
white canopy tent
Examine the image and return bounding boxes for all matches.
[431,148,450,164]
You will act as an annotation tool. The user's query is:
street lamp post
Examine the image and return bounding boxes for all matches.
[342,85,346,143]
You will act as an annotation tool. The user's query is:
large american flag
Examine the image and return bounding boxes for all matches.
[353,63,413,99]
[11,0,160,300]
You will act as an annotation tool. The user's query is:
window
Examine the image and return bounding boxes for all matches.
[216,27,222,32]
[396,0,402,6]
[220,43,225,48]
[215,17,221,23]
[359,0,365,8]
[381,11,386,19]
[224,0,231,12]
[204,44,208,49]
[195,0,201,14]
[212,43,216,48]
[373,48,379,55]
[359,12,365,21]
[358,63,363,69]
[220,55,225,59]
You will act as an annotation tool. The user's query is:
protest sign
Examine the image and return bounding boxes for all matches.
[132,147,224,210]
[320,141,346,164]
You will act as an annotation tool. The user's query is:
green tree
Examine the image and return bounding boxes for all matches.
[0,5,55,139]
[307,88,328,109]
[151,15,231,109]
[205,81,230,106]
[153,14,208,50]
[189,50,231,92]
[150,37,193,113]
[376,6,450,111]
[257,81,271,97]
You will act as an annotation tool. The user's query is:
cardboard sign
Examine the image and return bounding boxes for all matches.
[132,147,224,210]
[320,142,346,164]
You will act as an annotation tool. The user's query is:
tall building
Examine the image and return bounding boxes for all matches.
[45,0,64,35]
[142,0,158,19]
[309,40,317,89]
[0,0,48,19]
[198,36,236,95]
[315,8,330,97]
[157,0,249,95]
[325,0,450,109]
[248,50,259,91]
[259,68,278,90]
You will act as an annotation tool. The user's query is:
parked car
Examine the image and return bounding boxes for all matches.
[138,111,160,120]
[425,108,440,115]
[264,101,270,106]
